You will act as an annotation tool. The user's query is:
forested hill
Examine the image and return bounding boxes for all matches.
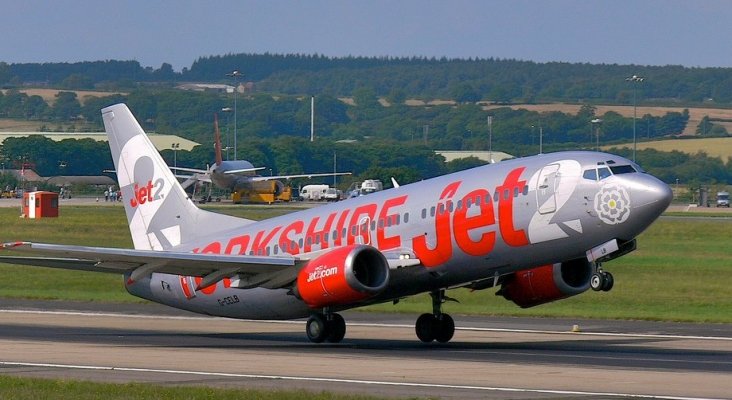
[3,54,732,104]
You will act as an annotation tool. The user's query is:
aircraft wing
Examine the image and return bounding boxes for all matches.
[250,172,352,182]
[0,242,297,290]
[170,166,208,174]
[224,166,266,175]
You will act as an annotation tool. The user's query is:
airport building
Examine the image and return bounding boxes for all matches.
[435,150,513,163]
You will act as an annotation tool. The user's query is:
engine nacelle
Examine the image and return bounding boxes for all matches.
[499,258,593,308]
[296,245,390,309]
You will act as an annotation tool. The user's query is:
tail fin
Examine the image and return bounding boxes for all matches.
[102,104,253,251]
[213,113,223,166]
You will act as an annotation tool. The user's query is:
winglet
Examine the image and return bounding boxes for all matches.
[1,242,29,250]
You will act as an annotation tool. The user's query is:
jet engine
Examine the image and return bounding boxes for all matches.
[498,258,593,308]
[295,245,390,309]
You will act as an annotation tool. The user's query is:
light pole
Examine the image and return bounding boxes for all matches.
[487,116,493,163]
[591,118,602,151]
[226,70,242,160]
[171,143,180,169]
[626,75,644,162]
[221,107,232,160]
[531,124,543,154]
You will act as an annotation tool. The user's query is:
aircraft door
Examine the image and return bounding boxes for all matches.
[357,216,372,245]
[536,164,560,214]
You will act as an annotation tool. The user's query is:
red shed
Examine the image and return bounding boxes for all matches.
[23,191,59,218]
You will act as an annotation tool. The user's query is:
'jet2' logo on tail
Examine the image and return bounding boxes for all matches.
[130,178,165,207]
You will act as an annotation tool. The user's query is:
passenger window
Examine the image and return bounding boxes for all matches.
[404,212,409,223]
[421,209,427,219]
[598,167,612,180]
[522,185,528,195]
[430,206,436,217]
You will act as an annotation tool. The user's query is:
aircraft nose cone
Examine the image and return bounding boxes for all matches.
[632,175,672,220]
[644,177,673,209]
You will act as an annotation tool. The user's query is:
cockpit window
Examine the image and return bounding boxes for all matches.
[598,167,612,180]
[583,169,597,180]
[609,165,636,174]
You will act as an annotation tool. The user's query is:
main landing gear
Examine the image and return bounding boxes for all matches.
[590,263,614,292]
[306,311,346,343]
[415,289,455,343]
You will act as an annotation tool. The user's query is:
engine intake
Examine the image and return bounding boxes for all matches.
[296,245,390,308]
[499,258,593,308]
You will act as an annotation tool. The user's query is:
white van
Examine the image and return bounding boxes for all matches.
[299,184,329,201]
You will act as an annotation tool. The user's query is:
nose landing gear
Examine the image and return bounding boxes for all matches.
[590,263,614,292]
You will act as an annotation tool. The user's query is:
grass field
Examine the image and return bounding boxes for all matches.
[3,88,127,106]
[606,136,732,161]
[1,206,730,323]
[0,375,389,400]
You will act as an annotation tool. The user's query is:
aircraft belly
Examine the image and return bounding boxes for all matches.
[126,272,311,320]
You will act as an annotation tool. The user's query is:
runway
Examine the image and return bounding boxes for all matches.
[0,301,730,399]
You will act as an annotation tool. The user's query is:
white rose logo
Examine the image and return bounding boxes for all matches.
[594,184,631,225]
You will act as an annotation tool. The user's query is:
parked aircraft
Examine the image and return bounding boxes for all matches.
[174,114,349,201]
[0,104,672,343]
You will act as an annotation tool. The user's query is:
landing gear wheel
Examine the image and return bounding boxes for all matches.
[434,314,455,343]
[306,314,329,343]
[415,313,436,342]
[590,272,605,292]
[601,272,614,292]
[326,313,346,343]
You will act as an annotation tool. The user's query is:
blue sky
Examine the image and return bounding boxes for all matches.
[3,0,732,71]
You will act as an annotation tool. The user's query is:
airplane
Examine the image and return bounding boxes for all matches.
[0,104,672,343]
[173,114,350,202]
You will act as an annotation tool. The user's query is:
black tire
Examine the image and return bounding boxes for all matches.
[590,273,604,292]
[415,313,436,342]
[434,314,455,343]
[306,314,329,343]
[326,313,346,343]
[601,272,614,292]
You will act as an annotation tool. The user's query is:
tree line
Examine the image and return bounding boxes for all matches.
[1,87,731,186]
[4,54,732,104]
